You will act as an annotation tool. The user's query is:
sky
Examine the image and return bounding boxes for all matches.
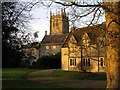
[23,1,65,42]
[28,6,50,42]
[18,0,105,42]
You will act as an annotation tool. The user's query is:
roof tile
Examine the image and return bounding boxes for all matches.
[41,34,67,44]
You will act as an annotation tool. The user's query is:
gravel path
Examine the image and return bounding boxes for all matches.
[26,69,107,88]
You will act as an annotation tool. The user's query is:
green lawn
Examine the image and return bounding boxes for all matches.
[2,68,55,89]
[2,68,106,89]
[52,70,106,80]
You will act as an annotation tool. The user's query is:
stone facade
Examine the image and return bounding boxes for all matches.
[40,44,61,56]
[61,24,106,72]
[40,34,67,57]
[50,10,69,35]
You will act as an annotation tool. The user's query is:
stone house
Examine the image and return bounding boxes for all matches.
[40,34,67,56]
[61,24,106,72]
[40,10,69,57]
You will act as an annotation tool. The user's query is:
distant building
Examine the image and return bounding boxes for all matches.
[40,10,69,57]
[61,24,106,72]
[40,34,67,56]
[21,42,40,66]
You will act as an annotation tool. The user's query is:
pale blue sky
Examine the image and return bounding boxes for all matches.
[28,6,50,42]
[19,0,105,42]
[23,1,65,42]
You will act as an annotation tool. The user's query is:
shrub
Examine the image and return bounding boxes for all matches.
[37,53,61,69]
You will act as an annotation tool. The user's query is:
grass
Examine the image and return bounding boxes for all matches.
[52,70,106,80]
[2,68,57,89]
[2,68,107,89]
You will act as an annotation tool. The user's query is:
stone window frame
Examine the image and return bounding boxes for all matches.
[70,58,76,66]
[83,58,90,66]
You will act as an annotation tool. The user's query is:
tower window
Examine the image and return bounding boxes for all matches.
[53,22,55,27]
[56,22,58,26]
[56,19,58,26]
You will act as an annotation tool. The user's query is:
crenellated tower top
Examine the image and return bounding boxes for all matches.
[50,9,69,35]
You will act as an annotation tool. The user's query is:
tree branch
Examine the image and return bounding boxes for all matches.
[53,1,102,7]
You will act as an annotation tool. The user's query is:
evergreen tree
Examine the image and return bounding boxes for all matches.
[2,2,22,68]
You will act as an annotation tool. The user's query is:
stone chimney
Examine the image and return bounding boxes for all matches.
[45,31,47,35]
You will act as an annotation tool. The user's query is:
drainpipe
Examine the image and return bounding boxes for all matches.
[68,47,70,71]
[97,43,100,73]
[80,40,83,71]
[81,44,83,71]
[39,42,41,59]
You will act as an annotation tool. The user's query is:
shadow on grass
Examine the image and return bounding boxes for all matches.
[2,68,66,89]
[2,68,107,89]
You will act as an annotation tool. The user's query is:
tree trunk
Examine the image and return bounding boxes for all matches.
[103,1,120,88]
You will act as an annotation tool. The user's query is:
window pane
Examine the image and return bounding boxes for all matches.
[74,59,76,66]
[83,58,85,66]
[70,59,72,66]
[70,58,76,66]
[72,59,75,66]
[88,58,90,66]
[86,59,88,66]
[101,58,103,66]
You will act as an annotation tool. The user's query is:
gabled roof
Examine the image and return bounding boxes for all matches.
[41,34,68,45]
[62,23,106,47]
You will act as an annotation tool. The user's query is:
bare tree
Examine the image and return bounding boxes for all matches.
[103,1,120,88]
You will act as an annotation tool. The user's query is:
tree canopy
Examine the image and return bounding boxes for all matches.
[2,1,37,67]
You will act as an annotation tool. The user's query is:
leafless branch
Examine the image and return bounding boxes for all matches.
[53,1,102,7]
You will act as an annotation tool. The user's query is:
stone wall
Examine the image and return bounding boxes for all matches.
[61,48,69,70]
[40,44,62,57]
[61,34,106,72]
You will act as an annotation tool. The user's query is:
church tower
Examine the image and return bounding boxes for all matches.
[50,9,69,35]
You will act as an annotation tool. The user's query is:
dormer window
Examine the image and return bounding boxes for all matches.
[83,39,89,46]
[82,33,90,46]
